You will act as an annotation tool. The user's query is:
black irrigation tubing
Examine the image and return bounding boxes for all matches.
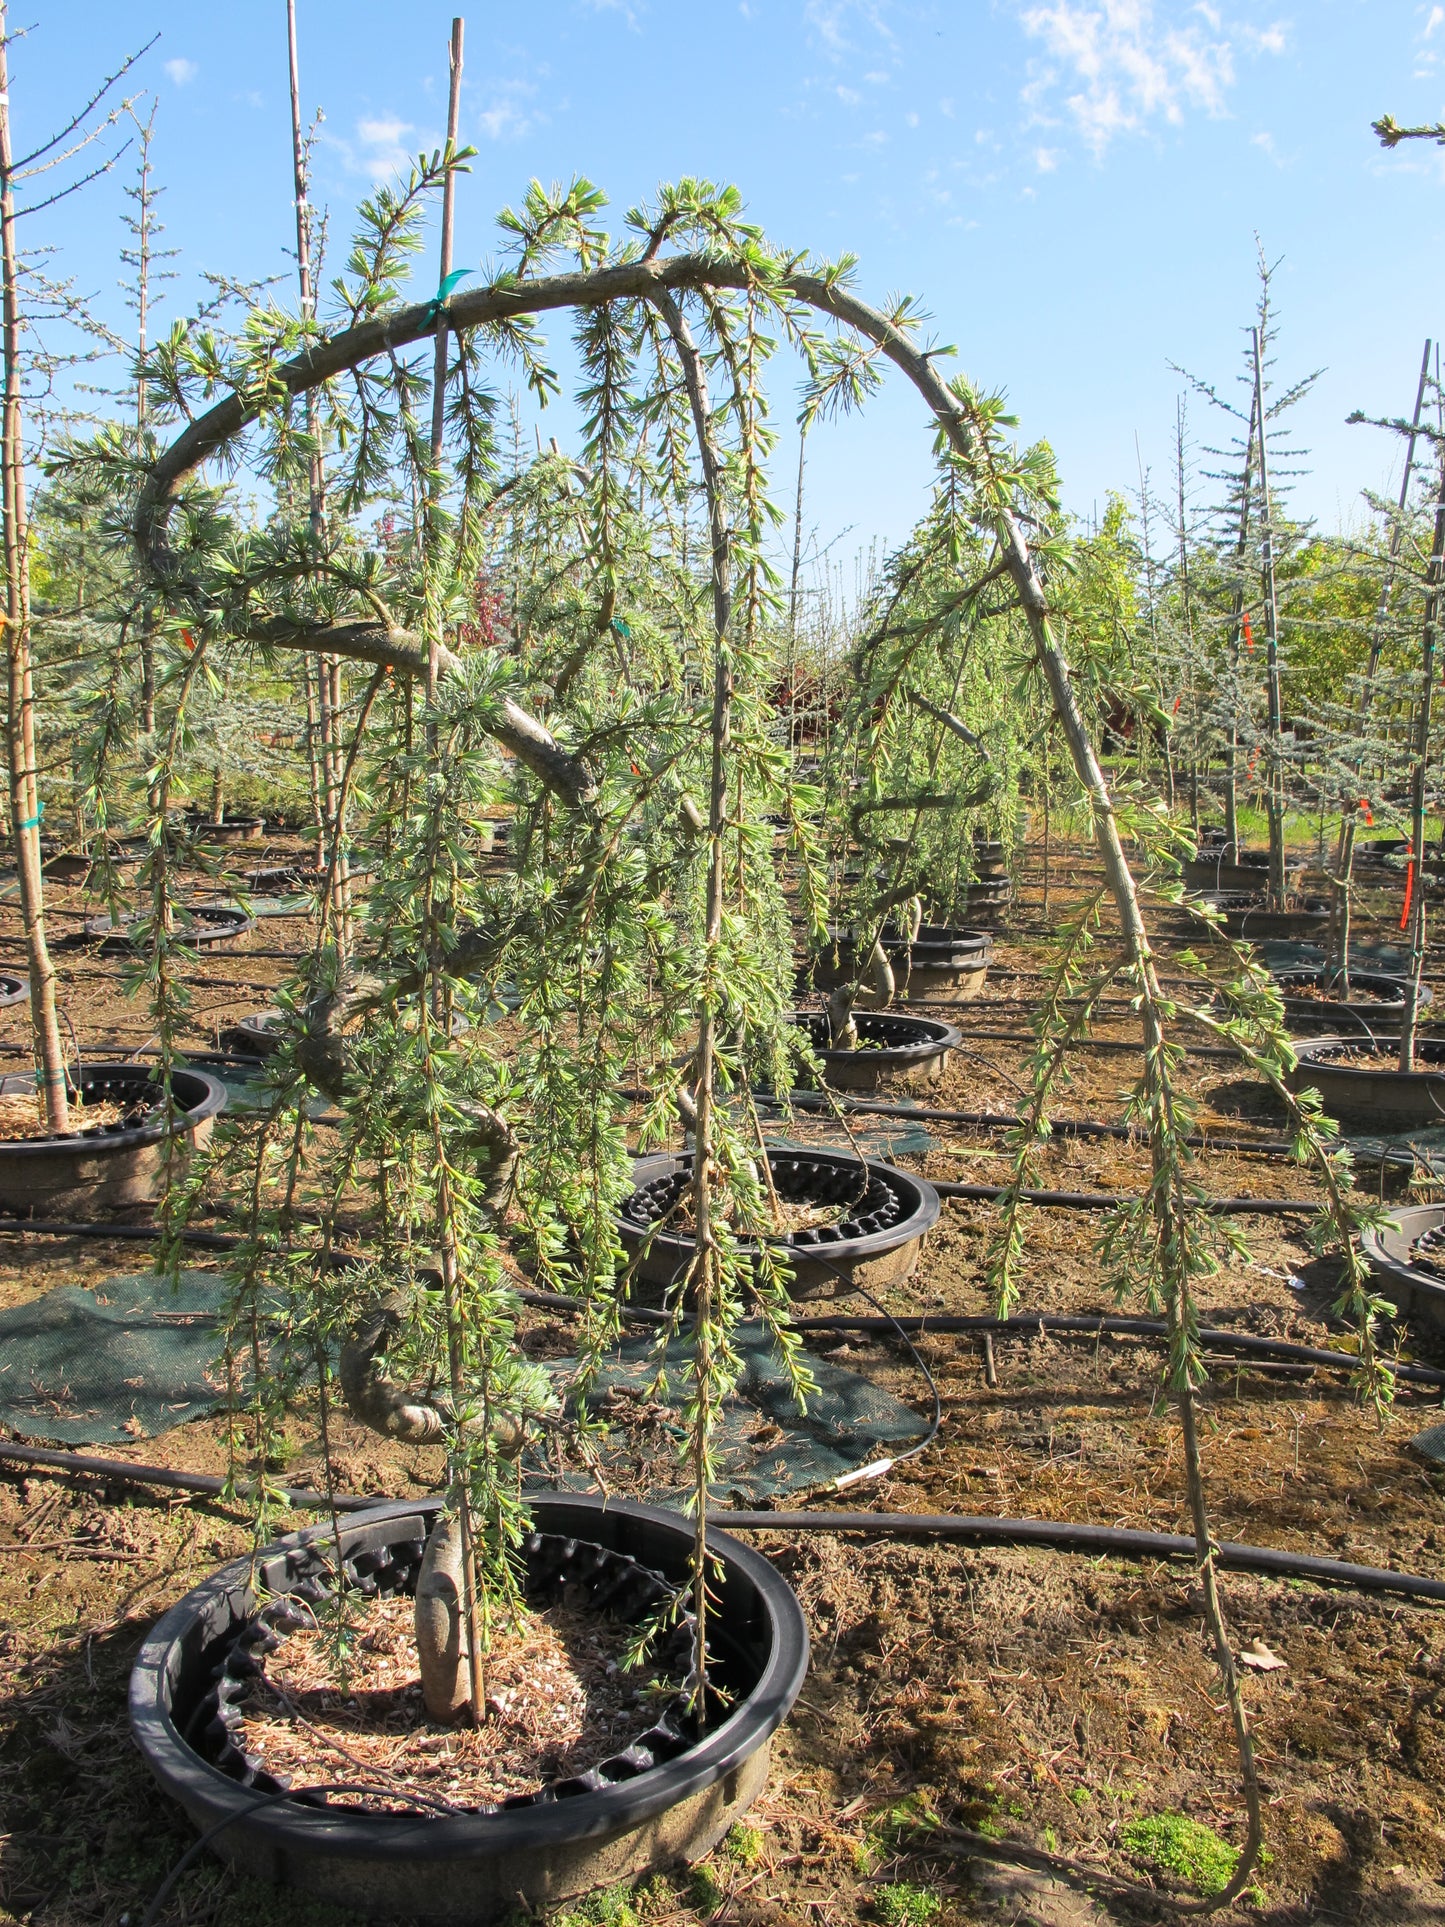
[758,1087,1303,1158]
[508,1286,1445,1386]
[0,1439,381,1512]
[6,1435,1444,1612]
[930,1175,1322,1215]
[720,1511,1445,1606]
[918,1027,1244,1061]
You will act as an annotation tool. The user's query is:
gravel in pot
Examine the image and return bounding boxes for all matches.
[0,1061,226,1215]
[618,1147,940,1298]
[130,1494,807,1924]
[78,902,255,953]
[790,1008,960,1093]
[1361,1204,1445,1335]
[1288,1036,1445,1126]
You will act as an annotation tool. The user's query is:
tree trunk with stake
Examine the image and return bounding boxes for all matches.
[1222,382,1258,860]
[1251,327,1287,910]
[0,13,69,1134]
[1399,446,1445,1074]
[1330,338,1430,986]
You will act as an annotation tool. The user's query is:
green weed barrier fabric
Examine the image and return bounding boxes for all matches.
[0,1269,227,1444]
[0,1274,928,1502]
[525,1321,928,1505]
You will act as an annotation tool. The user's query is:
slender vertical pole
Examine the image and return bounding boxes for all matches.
[1401,442,1445,1073]
[287,0,349,945]
[1222,383,1258,860]
[427,17,464,715]
[0,9,69,1132]
[1175,400,1200,837]
[135,108,157,735]
[1330,340,1430,980]
[1251,328,1286,908]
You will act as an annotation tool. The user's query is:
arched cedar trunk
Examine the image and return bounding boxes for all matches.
[133,250,1268,1909]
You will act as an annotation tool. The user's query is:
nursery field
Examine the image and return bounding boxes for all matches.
[7,15,1445,1925]
[4,834,1445,1927]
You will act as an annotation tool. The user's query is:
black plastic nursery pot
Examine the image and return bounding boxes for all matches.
[0,968,26,1009]
[1288,1036,1445,1127]
[1181,851,1302,895]
[79,903,255,953]
[790,1008,960,1093]
[810,924,992,1004]
[1195,892,1332,943]
[1271,968,1427,1037]
[618,1147,941,1299]
[129,1494,808,1925]
[244,864,324,894]
[972,838,1009,877]
[963,875,1012,919]
[228,1009,285,1058]
[0,1061,226,1214]
[193,816,266,844]
[1361,1204,1445,1334]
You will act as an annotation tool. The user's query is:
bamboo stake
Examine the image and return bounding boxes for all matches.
[1330,338,1430,984]
[1400,437,1445,1073]
[0,8,69,1133]
[1251,327,1287,909]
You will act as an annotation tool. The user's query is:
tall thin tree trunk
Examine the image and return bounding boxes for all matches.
[1251,330,1287,909]
[287,0,349,948]
[1399,450,1445,1074]
[0,12,69,1133]
[1331,338,1430,982]
[1223,384,1259,860]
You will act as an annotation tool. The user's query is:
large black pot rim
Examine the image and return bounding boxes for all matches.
[1361,1205,1445,1330]
[80,903,255,950]
[0,969,26,1009]
[790,1008,961,1066]
[1293,1035,1445,1075]
[129,1493,808,1859]
[0,1062,226,1155]
[1271,968,1432,1032]
[620,1147,941,1267]
[822,922,992,965]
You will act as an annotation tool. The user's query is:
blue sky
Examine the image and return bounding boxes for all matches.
[14,1,1445,565]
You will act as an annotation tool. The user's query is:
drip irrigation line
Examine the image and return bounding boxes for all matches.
[757,1088,1303,1158]
[0,1439,381,1512]
[929,1175,1322,1215]
[507,1287,1445,1386]
[10,1433,1445,1625]
[719,1510,1445,1605]
[908,1027,1244,1061]
[139,1781,463,1927]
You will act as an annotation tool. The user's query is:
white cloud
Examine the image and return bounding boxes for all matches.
[905,110,920,126]
[477,83,542,141]
[804,0,896,58]
[1427,5,1445,36]
[1035,144,1060,169]
[1017,1,1260,156]
[837,84,861,104]
[325,115,418,181]
[163,57,197,86]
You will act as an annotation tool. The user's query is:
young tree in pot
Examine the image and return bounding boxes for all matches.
[100,147,1394,1909]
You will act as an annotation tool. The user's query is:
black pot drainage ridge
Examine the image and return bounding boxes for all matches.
[790,1008,960,1093]
[0,1061,226,1215]
[1362,1204,1445,1336]
[618,1146,939,1298]
[129,1494,808,1924]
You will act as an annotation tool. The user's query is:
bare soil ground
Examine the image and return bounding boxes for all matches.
[4,837,1445,1925]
